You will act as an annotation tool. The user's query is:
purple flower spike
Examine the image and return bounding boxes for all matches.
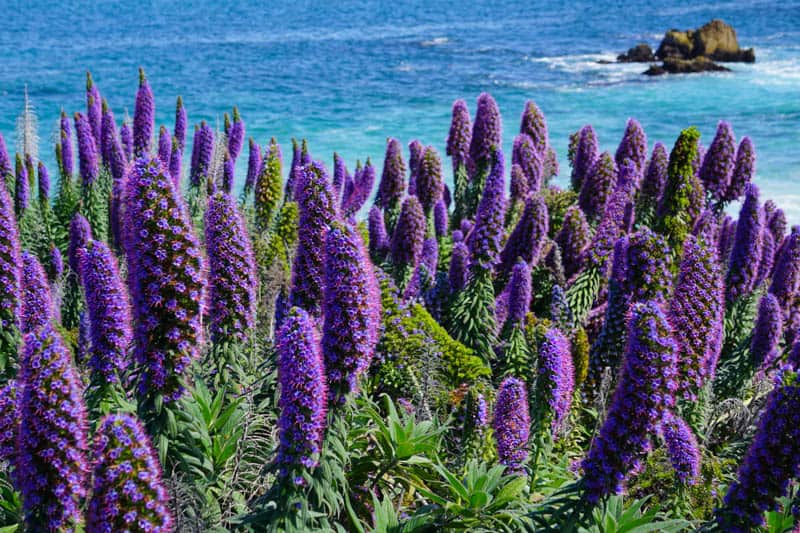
[81,240,132,384]
[323,223,381,403]
[446,99,472,174]
[717,372,800,532]
[538,328,574,435]
[416,146,444,216]
[222,152,235,193]
[700,121,736,203]
[36,161,49,201]
[120,121,133,162]
[49,245,63,281]
[74,111,99,186]
[14,155,29,214]
[571,125,599,191]
[726,183,763,305]
[504,260,531,330]
[770,227,800,317]
[377,138,406,210]
[556,206,591,278]
[725,136,755,202]
[205,191,257,343]
[17,324,89,532]
[756,229,775,287]
[500,193,548,275]
[158,125,172,170]
[86,72,102,145]
[765,201,786,245]
[614,119,648,180]
[390,195,426,269]
[582,301,679,503]
[510,164,529,202]
[133,68,155,157]
[68,213,93,275]
[174,96,187,152]
[124,156,207,402]
[670,236,725,396]
[434,199,448,238]
[493,376,530,473]
[469,93,503,169]
[332,152,346,203]
[661,412,700,484]
[21,251,52,334]
[625,227,673,302]
[368,206,389,259]
[584,171,634,274]
[100,100,119,168]
[190,121,214,188]
[514,134,544,194]
[346,158,375,217]
[291,161,338,316]
[639,142,669,213]
[750,293,783,370]
[578,152,618,223]
[408,139,424,194]
[467,149,507,273]
[227,107,245,161]
[59,111,74,176]
[243,138,262,197]
[0,380,17,461]
[87,413,173,533]
[169,136,182,190]
[276,307,328,483]
[449,242,470,294]
[519,100,548,156]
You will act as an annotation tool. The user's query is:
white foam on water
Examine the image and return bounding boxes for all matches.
[420,37,450,47]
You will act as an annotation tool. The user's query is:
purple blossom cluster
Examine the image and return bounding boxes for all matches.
[80,240,133,384]
[323,223,381,403]
[60,110,74,176]
[133,68,155,157]
[190,121,214,188]
[276,307,328,484]
[227,107,245,161]
[244,138,262,196]
[469,93,502,170]
[0,380,17,461]
[726,136,755,202]
[750,293,783,371]
[582,301,678,502]
[519,100,548,156]
[16,324,90,531]
[555,206,590,279]
[205,191,258,343]
[377,137,406,211]
[661,412,700,484]
[499,193,548,275]
[504,260,531,330]
[14,155,28,214]
[578,152,617,223]
[174,96,187,152]
[614,118,648,179]
[368,206,389,260]
[583,170,634,274]
[390,195,425,269]
[770,227,800,318]
[493,376,530,473]
[640,142,668,209]
[700,121,736,202]
[467,150,507,273]
[291,161,338,316]
[718,371,800,531]
[416,146,444,216]
[537,328,575,435]
[87,413,173,533]
[726,183,763,304]
[446,99,472,173]
[570,125,598,191]
[449,241,470,294]
[512,133,543,193]
[20,251,52,334]
[124,156,206,401]
[669,236,725,398]
[624,227,672,302]
[0,177,21,334]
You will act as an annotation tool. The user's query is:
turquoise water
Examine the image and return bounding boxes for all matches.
[1,1,798,217]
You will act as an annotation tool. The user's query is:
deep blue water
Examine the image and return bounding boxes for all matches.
[1,1,799,217]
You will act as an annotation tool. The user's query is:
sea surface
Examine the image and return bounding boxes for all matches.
[0,1,798,218]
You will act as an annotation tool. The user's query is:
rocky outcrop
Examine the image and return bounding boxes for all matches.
[618,43,656,63]
[643,56,732,76]
[656,19,755,63]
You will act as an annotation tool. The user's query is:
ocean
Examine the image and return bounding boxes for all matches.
[0,0,798,218]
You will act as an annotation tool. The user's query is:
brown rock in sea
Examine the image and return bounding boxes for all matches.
[643,56,732,76]
[655,19,755,63]
[617,43,656,63]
